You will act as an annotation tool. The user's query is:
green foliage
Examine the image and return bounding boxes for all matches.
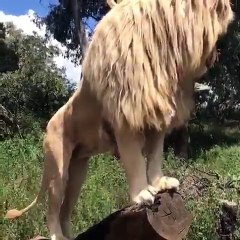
[1,127,239,240]
[1,2,240,239]
[0,133,127,239]
[0,22,75,136]
[184,144,240,240]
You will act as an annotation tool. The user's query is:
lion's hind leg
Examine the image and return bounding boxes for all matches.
[60,156,89,239]
[44,134,73,240]
[145,130,180,193]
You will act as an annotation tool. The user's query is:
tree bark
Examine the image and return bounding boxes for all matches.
[59,0,89,60]
[74,191,193,240]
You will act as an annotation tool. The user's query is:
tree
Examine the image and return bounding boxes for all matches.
[0,22,75,136]
[0,22,19,73]
[35,0,111,64]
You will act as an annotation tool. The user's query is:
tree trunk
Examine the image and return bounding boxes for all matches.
[74,191,193,240]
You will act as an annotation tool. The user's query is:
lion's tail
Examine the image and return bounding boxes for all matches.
[4,165,49,220]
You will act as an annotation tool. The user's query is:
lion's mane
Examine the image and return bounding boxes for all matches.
[82,0,233,131]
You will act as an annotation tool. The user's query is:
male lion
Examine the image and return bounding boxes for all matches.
[5,1,234,240]
[82,0,234,205]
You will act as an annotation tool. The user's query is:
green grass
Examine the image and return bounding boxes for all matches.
[0,126,240,240]
[179,145,240,240]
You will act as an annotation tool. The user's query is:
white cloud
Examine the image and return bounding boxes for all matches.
[0,9,80,83]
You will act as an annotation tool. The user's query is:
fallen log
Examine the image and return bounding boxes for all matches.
[74,191,193,240]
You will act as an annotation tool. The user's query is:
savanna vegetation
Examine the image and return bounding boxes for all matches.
[1,1,240,239]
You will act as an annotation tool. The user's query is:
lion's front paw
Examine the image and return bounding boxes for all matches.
[152,176,180,192]
[147,185,158,195]
[133,188,155,205]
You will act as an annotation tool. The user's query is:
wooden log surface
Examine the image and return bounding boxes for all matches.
[74,191,193,240]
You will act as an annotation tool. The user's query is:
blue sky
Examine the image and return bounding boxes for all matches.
[0,0,97,29]
[0,0,58,16]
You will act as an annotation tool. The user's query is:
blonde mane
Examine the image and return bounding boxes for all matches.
[82,0,233,131]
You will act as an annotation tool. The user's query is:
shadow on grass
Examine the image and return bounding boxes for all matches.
[189,122,240,159]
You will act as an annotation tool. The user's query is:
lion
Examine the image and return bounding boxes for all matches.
[82,0,234,207]
[5,1,234,240]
